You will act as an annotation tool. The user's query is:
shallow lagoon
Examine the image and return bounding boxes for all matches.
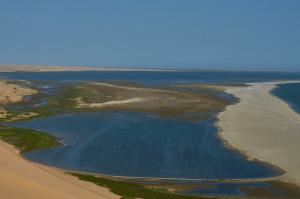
[4,71,300,196]
[13,112,279,179]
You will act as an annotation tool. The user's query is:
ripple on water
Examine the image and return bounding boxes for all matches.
[13,112,280,179]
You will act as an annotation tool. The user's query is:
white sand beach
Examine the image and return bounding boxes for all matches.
[218,81,300,186]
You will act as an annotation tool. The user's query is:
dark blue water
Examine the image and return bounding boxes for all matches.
[272,83,300,114]
[1,71,300,85]
[12,112,279,179]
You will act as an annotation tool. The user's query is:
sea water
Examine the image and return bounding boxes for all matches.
[272,83,300,115]
[1,71,300,85]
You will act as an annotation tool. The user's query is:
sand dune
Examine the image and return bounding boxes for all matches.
[0,80,37,118]
[0,141,119,199]
[0,80,37,104]
[218,81,300,186]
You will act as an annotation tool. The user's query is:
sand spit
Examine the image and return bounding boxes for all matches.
[93,82,177,93]
[177,83,247,91]
[75,97,149,108]
[218,81,300,186]
[0,141,119,199]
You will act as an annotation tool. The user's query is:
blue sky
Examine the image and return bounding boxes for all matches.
[0,0,299,70]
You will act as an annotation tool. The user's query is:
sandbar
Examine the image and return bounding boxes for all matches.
[218,81,300,186]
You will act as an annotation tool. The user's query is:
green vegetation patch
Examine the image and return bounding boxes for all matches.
[0,126,59,152]
[70,173,223,199]
[44,85,83,109]
[4,81,233,122]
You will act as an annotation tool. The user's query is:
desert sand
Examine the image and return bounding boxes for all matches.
[218,81,300,186]
[0,141,119,199]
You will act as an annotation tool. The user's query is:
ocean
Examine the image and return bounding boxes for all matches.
[1,70,300,85]
[272,83,300,115]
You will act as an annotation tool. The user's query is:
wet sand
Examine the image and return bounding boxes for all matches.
[218,81,300,186]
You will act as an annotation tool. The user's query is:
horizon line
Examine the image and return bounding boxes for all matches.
[0,63,299,72]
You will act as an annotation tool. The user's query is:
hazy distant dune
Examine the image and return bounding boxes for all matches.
[0,64,168,72]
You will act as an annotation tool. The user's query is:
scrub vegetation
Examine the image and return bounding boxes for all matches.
[0,126,59,152]
[70,173,224,199]
[4,81,232,122]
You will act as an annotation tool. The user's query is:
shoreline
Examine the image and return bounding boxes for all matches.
[5,139,284,199]
[0,139,119,199]
[217,80,300,186]
[271,84,300,117]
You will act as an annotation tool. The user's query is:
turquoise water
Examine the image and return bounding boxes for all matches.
[13,112,280,179]
[272,83,300,114]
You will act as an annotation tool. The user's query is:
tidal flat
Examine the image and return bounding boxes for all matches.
[3,80,232,122]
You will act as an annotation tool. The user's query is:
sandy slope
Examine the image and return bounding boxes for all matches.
[0,141,119,199]
[218,81,300,186]
[0,80,37,118]
[0,80,37,103]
